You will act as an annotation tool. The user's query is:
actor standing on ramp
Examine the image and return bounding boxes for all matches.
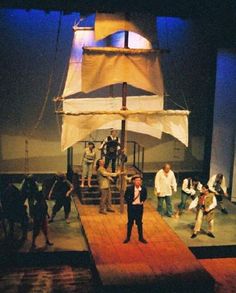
[96,159,119,214]
[124,175,147,244]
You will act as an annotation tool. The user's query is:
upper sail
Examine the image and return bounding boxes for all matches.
[94,12,158,47]
[62,15,161,98]
[62,27,101,98]
[81,47,164,95]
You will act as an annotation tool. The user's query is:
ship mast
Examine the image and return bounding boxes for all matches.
[119,30,129,213]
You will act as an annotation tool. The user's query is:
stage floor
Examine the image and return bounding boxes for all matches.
[76,198,215,291]
[0,199,88,253]
[22,199,88,252]
[148,188,236,248]
[0,187,236,292]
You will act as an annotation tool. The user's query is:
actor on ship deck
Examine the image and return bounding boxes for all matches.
[99,129,120,172]
[81,142,96,188]
[96,159,119,214]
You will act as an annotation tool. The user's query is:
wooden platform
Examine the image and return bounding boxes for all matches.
[76,198,215,292]
[73,165,139,205]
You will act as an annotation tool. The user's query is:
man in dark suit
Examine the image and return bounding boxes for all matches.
[123,174,148,244]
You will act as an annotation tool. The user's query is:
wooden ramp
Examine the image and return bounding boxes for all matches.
[76,199,215,292]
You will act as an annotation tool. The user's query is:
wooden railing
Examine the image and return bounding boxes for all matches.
[69,140,145,173]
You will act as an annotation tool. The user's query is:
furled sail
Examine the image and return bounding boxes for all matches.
[94,12,158,46]
[63,95,163,113]
[81,47,164,95]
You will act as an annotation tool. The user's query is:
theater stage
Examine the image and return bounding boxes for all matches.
[0,182,88,255]
[75,198,215,292]
[148,189,236,249]
[0,191,236,292]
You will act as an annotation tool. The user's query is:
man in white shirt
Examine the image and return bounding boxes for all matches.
[155,163,177,217]
[177,176,202,214]
[208,173,228,214]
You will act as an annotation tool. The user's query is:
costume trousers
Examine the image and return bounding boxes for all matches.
[157,196,173,216]
[105,156,116,173]
[99,188,112,212]
[52,197,71,219]
[126,205,144,239]
[194,209,214,233]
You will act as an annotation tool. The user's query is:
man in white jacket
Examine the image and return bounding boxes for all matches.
[155,163,177,217]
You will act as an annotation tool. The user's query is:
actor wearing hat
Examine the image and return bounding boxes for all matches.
[123,174,148,244]
[81,142,96,188]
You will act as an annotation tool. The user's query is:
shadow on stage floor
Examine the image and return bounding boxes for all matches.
[0,199,88,267]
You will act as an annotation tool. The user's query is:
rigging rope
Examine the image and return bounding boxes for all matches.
[29,11,62,138]
[54,13,82,137]
[24,11,63,174]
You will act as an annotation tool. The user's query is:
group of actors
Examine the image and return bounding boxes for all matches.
[80,130,229,243]
[0,172,74,250]
[153,165,228,240]
[1,129,229,248]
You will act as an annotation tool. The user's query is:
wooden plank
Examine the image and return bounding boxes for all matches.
[76,199,215,291]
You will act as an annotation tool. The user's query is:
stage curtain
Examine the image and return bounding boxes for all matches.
[94,12,158,46]
[81,47,164,95]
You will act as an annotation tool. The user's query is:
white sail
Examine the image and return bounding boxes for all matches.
[94,12,158,46]
[81,47,164,95]
[63,95,163,113]
[61,110,189,151]
[62,28,95,98]
[60,18,189,151]
[61,96,189,150]
[62,27,154,98]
